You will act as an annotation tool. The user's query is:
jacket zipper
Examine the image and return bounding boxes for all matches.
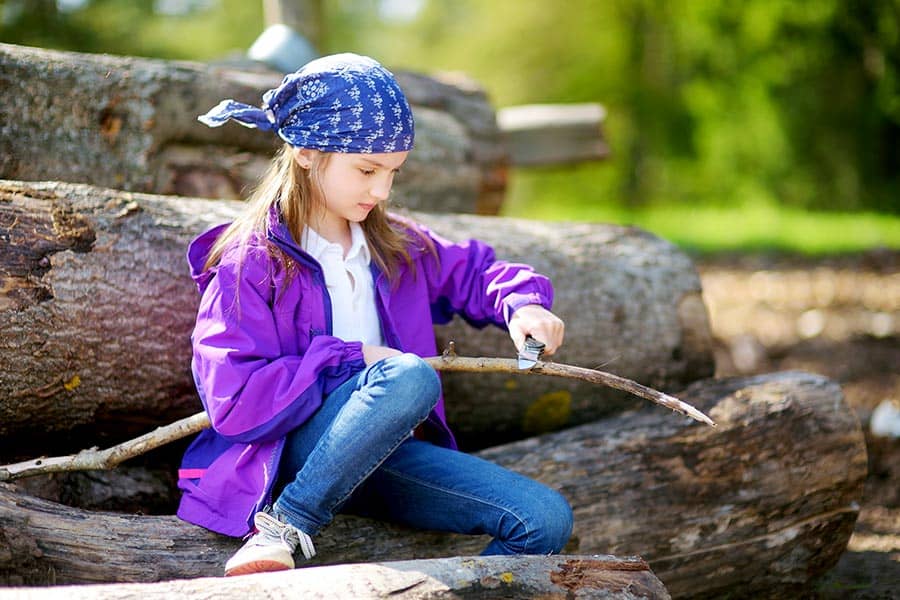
[258,437,285,514]
[270,221,455,447]
[268,227,333,336]
[371,263,402,349]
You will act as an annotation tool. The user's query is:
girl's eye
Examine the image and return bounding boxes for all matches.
[360,169,375,176]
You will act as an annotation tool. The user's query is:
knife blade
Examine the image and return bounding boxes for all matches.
[517,335,546,369]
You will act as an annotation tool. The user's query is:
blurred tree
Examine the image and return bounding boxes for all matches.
[344,0,899,213]
[263,0,322,49]
[0,0,262,60]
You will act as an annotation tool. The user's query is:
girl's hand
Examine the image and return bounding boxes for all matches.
[508,304,565,357]
[362,344,403,365]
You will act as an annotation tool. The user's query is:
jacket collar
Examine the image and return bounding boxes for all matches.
[265,205,322,271]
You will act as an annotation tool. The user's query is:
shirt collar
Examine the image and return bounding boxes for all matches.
[302,222,371,265]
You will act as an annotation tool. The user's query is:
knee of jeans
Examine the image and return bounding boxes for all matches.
[383,353,441,412]
[527,489,574,554]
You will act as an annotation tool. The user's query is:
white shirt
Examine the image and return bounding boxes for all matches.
[301,223,383,346]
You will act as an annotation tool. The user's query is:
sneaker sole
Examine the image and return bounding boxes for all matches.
[224,559,293,577]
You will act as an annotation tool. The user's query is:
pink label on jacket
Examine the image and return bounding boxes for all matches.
[178,468,207,479]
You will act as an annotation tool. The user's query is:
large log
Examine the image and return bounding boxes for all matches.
[0,180,713,451]
[497,103,610,166]
[0,555,670,599]
[0,43,505,214]
[0,372,865,599]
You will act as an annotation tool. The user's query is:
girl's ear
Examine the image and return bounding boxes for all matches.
[292,147,316,169]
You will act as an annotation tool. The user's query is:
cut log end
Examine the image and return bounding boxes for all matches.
[1,185,96,311]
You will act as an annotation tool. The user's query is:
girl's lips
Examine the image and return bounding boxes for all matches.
[358,203,376,211]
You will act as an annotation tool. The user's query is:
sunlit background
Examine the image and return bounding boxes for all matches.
[2,0,898,253]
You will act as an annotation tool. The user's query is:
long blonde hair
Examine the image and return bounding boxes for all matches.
[203,144,430,282]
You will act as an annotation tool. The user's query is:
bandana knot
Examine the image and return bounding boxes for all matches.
[198,53,414,154]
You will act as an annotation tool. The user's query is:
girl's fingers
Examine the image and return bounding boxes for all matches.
[508,305,565,356]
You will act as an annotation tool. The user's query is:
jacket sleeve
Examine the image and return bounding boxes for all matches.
[417,223,554,328]
[191,246,365,445]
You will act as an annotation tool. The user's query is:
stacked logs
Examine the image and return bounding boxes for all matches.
[0,43,867,599]
[0,43,505,215]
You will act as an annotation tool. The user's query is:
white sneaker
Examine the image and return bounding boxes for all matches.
[224,511,316,576]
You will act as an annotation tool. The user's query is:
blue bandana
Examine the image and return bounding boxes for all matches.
[198,53,414,153]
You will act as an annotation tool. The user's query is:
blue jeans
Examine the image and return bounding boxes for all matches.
[272,353,573,555]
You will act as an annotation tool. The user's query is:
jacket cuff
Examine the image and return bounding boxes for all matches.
[503,292,552,325]
[343,340,365,363]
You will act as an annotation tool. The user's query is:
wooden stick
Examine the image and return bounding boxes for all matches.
[431,353,715,427]
[0,355,714,482]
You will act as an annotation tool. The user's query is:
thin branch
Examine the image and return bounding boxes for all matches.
[429,355,715,427]
[0,412,211,482]
[0,355,714,482]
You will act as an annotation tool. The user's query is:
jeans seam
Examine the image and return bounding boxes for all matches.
[281,407,434,536]
[275,355,439,537]
[378,465,533,554]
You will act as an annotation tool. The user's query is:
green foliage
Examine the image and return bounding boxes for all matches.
[347,0,900,215]
[0,0,262,60]
[506,166,900,254]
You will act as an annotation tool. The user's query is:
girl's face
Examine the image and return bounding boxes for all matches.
[295,149,408,237]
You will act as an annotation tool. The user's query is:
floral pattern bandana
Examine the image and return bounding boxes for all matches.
[198,53,414,153]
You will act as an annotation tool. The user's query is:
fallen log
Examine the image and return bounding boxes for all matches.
[0,372,865,599]
[0,555,670,600]
[0,180,713,451]
[10,466,178,516]
[0,43,504,214]
[0,357,714,483]
[497,103,610,166]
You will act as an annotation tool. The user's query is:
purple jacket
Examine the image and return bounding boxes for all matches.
[176,211,553,537]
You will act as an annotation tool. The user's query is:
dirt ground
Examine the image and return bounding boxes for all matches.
[696,249,899,599]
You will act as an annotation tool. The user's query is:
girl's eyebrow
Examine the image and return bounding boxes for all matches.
[360,157,403,170]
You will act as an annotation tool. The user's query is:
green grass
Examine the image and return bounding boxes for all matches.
[502,182,900,256]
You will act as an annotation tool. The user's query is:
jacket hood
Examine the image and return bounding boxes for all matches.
[187,223,230,293]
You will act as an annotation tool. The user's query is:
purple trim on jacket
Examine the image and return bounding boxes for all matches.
[176,212,554,537]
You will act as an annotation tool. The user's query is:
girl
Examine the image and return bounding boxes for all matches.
[177,53,572,576]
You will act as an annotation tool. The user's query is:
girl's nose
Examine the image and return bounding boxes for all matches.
[370,175,393,201]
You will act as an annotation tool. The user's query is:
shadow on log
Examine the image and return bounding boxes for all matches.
[0,555,670,600]
[0,180,713,452]
[0,372,865,599]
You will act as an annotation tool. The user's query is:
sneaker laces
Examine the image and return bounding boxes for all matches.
[254,511,317,560]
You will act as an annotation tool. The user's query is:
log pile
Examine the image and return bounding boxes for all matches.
[0,42,867,599]
[0,43,505,214]
[0,372,865,599]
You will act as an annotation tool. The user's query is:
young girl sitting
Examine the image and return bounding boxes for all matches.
[177,53,573,576]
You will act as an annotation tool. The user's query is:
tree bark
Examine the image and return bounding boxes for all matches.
[0,372,865,599]
[0,555,670,600]
[0,43,504,215]
[263,0,324,50]
[0,180,713,451]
